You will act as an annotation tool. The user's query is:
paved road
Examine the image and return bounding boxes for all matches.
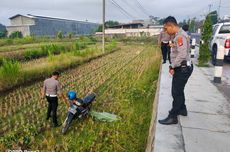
[154,63,230,152]
[191,33,201,44]
[191,33,230,101]
[198,55,230,101]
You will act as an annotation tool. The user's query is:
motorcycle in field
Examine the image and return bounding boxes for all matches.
[61,92,96,134]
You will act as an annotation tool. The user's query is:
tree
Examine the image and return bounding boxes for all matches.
[178,19,187,27]
[158,18,166,25]
[105,20,119,28]
[96,20,119,32]
[201,16,212,44]
[208,11,218,25]
[0,23,7,38]
[189,18,196,33]
[0,29,7,38]
[96,25,103,32]
[198,16,212,66]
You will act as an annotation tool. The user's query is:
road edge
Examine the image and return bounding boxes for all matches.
[145,62,162,152]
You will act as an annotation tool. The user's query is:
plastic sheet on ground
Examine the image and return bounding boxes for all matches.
[89,110,120,122]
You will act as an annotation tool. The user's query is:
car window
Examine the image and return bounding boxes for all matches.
[212,25,219,35]
[219,25,230,34]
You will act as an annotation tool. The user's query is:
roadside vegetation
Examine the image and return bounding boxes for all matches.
[198,15,213,66]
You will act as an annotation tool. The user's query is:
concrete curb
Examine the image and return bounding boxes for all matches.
[145,63,162,152]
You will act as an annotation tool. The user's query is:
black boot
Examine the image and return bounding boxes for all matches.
[179,108,187,116]
[158,115,178,125]
[53,123,61,128]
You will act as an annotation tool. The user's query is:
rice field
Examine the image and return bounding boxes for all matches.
[0,40,160,151]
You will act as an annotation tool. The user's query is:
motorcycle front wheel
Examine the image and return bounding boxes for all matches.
[61,112,74,134]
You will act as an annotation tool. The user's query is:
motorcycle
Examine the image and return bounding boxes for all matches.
[61,92,96,134]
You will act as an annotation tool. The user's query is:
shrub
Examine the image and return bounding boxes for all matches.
[73,48,95,57]
[105,40,118,52]
[9,31,23,39]
[198,43,210,66]
[56,31,63,39]
[0,59,20,84]
[67,33,75,39]
[23,49,41,60]
[14,36,35,44]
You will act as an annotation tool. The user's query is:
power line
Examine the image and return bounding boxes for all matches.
[134,0,150,16]
[119,0,149,18]
[109,0,136,19]
[218,0,221,19]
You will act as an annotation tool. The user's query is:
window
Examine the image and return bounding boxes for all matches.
[219,25,230,34]
[212,25,219,35]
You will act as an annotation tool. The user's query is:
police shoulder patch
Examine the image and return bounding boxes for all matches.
[177,36,183,46]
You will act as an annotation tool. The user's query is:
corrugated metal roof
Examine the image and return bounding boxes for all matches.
[9,14,98,25]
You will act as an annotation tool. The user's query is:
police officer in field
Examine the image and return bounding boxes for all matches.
[41,71,68,127]
[158,16,193,125]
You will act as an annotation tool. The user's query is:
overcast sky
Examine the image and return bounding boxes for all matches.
[0,0,229,25]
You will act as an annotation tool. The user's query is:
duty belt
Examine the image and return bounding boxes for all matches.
[46,94,57,97]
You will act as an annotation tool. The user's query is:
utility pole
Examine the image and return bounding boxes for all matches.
[102,0,105,53]
[218,0,222,20]
[208,4,212,13]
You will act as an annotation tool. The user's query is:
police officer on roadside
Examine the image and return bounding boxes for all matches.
[182,24,192,44]
[158,16,193,125]
[41,71,68,127]
[158,27,173,64]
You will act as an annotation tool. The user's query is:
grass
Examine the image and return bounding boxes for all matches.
[34,45,160,151]
[0,59,20,86]
[0,37,98,63]
[0,41,74,53]
[0,45,160,152]
[0,36,78,47]
[0,44,161,151]
[0,41,119,92]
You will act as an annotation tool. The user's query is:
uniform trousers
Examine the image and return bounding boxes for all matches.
[46,96,58,125]
[169,64,193,117]
[161,42,171,63]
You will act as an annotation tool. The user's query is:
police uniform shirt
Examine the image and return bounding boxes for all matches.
[158,31,172,43]
[171,28,191,68]
[43,77,61,96]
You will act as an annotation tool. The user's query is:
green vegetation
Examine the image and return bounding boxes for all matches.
[0,44,160,151]
[0,40,118,92]
[116,36,158,45]
[0,30,7,38]
[198,16,212,66]
[9,31,23,39]
[0,37,98,63]
[0,36,77,47]
[0,59,20,85]
[96,20,119,32]
[56,31,63,39]
[67,32,75,39]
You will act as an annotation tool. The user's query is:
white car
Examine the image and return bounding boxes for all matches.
[210,21,230,65]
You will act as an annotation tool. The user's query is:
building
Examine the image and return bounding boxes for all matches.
[109,22,144,29]
[96,21,162,37]
[96,17,162,37]
[6,14,99,37]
